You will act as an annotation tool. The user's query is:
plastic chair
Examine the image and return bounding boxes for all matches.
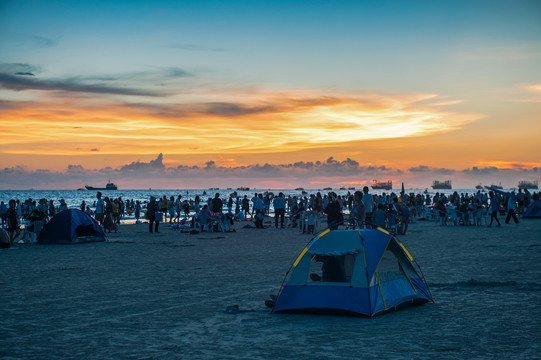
[303,211,318,234]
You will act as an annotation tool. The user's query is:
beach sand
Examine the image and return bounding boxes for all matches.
[1,217,540,359]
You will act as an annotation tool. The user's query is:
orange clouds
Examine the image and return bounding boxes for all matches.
[0,89,482,162]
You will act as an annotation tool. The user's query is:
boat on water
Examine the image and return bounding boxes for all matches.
[518,180,538,189]
[348,187,356,190]
[475,184,483,190]
[295,187,305,191]
[486,182,503,190]
[371,180,392,190]
[431,180,452,189]
[85,181,118,191]
[323,187,332,190]
[236,187,250,191]
[339,187,347,190]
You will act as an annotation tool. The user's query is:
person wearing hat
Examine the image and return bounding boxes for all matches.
[147,196,160,233]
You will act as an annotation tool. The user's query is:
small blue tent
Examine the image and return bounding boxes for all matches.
[37,209,106,244]
[523,200,541,218]
[271,228,433,317]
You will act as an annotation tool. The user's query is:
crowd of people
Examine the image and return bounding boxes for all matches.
[1,187,539,247]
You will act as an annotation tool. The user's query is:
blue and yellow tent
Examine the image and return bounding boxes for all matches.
[523,200,541,218]
[271,228,433,317]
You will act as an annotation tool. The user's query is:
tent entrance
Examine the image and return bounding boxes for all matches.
[308,254,356,284]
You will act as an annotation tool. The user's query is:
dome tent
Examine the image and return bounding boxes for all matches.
[523,200,541,218]
[271,228,433,317]
[37,209,106,244]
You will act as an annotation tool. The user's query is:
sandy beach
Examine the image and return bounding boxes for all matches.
[1,217,540,359]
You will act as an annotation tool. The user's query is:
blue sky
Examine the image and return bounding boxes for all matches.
[1,0,540,189]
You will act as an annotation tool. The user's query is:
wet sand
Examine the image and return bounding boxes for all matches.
[1,217,540,359]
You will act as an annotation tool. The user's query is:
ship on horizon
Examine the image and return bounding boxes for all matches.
[431,180,452,189]
[371,180,392,190]
[518,180,538,189]
[85,181,118,191]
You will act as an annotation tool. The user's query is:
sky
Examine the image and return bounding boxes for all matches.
[0,0,540,189]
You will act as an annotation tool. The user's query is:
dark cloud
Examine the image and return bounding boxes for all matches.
[29,35,58,48]
[0,73,160,96]
[202,102,279,117]
[120,153,165,172]
[409,165,431,172]
[2,155,538,189]
[163,67,192,78]
[462,166,500,175]
[0,63,41,75]
[409,165,455,175]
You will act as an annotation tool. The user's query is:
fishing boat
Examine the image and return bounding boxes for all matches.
[518,180,538,189]
[431,180,452,189]
[85,181,118,190]
[371,180,392,190]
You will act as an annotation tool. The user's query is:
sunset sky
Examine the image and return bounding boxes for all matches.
[1,0,540,189]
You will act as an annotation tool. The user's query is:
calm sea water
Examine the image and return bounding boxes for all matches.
[1,188,484,211]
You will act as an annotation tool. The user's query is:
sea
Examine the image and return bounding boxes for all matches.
[1,187,484,218]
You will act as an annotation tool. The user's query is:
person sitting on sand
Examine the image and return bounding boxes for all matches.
[372,203,386,229]
[310,255,346,282]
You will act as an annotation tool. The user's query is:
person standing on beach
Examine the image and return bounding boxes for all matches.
[273,192,286,228]
[488,191,501,227]
[95,192,104,225]
[313,192,323,216]
[242,195,250,215]
[362,187,374,227]
[211,193,223,213]
[505,190,520,224]
[325,192,342,230]
[147,196,160,233]
[6,200,21,245]
[134,201,141,222]
[103,197,117,233]
[349,191,366,229]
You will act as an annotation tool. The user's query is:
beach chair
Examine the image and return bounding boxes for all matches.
[218,213,234,232]
[303,211,318,234]
[21,219,44,244]
[195,213,212,232]
[447,208,459,226]
[297,210,306,232]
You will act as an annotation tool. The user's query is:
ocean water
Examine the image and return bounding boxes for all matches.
[0,188,486,212]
